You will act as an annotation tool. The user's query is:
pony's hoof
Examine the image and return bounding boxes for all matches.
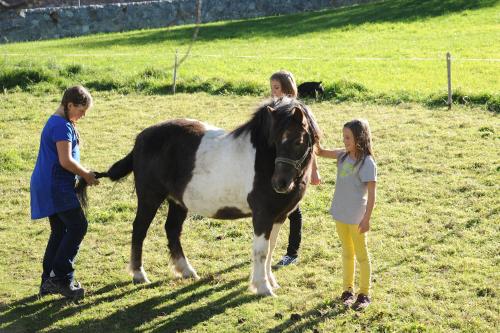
[258,288,277,297]
[251,281,276,297]
[172,258,199,280]
[268,275,280,289]
[180,271,200,280]
[173,268,199,280]
[133,276,151,284]
[128,265,150,284]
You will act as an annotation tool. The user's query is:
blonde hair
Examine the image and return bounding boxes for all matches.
[270,70,298,97]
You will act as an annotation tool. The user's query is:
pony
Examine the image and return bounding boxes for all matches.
[78,97,321,296]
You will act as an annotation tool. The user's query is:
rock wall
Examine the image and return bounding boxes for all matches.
[0,0,377,43]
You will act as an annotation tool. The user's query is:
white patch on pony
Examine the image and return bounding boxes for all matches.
[281,132,290,143]
[183,123,256,217]
[167,195,184,207]
[266,224,281,289]
[127,264,151,284]
[172,256,200,280]
[250,233,275,296]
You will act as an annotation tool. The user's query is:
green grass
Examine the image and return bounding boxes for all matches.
[1,0,499,110]
[0,92,498,332]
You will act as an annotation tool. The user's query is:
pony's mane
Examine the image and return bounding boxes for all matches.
[231,97,321,146]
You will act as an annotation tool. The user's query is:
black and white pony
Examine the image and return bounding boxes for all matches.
[78,97,320,296]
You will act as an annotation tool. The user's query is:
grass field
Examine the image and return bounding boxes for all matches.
[1,0,499,110]
[0,92,498,332]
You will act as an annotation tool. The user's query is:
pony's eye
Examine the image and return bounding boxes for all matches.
[294,139,302,146]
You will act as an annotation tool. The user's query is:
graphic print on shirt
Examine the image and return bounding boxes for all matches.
[339,161,355,177]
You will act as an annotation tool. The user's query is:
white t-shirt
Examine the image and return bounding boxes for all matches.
[330,154,377,224]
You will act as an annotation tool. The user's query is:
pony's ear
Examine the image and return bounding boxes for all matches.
[260,105,275,146]
[292,107,307,127]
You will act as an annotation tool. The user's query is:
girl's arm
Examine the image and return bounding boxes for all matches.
[310,154,321,185]
[316,145,345,159]
[56,141,99,185]
[358,181,376,233]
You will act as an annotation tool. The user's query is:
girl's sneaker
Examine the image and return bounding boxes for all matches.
[340,290,355,306]
[352,293,370,311]
[276,255,298,266]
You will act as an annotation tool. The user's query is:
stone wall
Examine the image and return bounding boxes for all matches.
[0,0,377,43]
[0,0,153,10]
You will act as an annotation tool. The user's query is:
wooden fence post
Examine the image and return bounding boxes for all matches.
[447,52,452,110]
[172,50,178,94]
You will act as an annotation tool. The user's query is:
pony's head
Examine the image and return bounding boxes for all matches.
[267,98,320,193]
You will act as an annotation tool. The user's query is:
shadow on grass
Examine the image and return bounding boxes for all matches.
[0,261,255,333]
[70,0,498,48]
[267,299,350,333]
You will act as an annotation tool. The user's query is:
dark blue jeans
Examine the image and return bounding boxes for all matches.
[42,207,88,284]
[286,206,302,257]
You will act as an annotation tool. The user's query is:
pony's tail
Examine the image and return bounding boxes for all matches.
[76,151,134,209]
[106,150,134,181]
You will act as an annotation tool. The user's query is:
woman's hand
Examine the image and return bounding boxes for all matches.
[83,171,99,186]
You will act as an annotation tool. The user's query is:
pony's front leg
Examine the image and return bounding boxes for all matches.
[266,223,282,289]
[250,232,275,296]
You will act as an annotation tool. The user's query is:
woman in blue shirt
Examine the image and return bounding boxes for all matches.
[31,85,98,300]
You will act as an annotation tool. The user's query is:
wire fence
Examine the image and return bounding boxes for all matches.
[1,47,498,110]
[2,52,499,62]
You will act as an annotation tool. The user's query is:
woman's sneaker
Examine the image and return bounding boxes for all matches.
[352,293,370,311]
[39,281,54,297]
[40,277,85,301]
[340,290,355,307]
[276,255,298,266]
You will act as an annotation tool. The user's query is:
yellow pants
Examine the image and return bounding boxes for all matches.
[335,221,371,295]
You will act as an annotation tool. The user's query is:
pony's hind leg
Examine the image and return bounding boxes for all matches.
[165,201,199,280]
[129,195,164,284]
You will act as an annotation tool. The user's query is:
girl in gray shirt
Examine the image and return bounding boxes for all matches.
[317,119,377,311]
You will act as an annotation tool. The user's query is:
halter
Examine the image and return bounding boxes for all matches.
[274,132,313,173]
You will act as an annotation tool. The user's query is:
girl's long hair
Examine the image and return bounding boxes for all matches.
[270,70,298,97]
[341,119,374,169]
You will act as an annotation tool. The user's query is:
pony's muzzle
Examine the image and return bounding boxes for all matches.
[271,175,295,194]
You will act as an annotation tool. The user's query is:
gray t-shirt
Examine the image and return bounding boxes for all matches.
[330,154,377,224]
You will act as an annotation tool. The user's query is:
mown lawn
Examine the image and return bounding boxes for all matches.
[1,0,499,109]
[0,92,498,332]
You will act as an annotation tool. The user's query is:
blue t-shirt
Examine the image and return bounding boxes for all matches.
[30,115,81,219]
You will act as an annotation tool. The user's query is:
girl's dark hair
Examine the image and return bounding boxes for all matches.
[61,85,93,144]
[270,70,298,97]
[341,119,374,169]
